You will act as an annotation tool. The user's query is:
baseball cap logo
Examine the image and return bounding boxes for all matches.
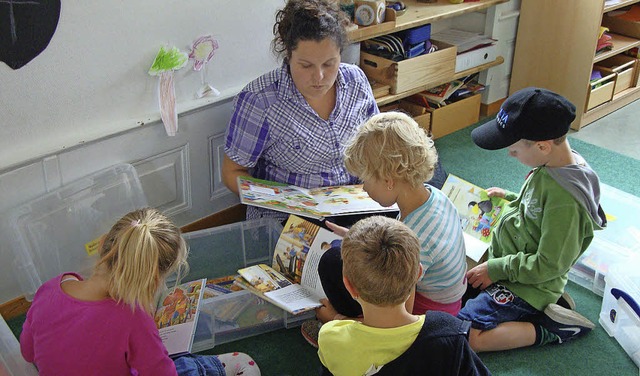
[496,108,508,128]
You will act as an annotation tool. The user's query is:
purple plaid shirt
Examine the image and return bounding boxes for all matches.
[225,63,379,219]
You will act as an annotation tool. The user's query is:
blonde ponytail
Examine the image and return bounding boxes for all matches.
[96,208,188,313]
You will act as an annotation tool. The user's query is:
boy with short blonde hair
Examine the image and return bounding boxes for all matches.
[318,216,489,375]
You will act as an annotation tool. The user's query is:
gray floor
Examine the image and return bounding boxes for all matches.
[570,99,640,160]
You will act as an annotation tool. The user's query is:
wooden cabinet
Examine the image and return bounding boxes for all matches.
[510,0,640,131]
[347,0,507,106]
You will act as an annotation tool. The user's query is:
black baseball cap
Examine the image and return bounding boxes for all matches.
[471,87,576,150]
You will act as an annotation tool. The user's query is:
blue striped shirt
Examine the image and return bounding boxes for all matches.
[404,186,467,304]
[225,63,379,220]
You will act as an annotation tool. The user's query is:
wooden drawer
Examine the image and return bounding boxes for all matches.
[595,55,639,95]
[360,41,456,94]
[428,94,481,139]
[379,101,432,135]
[585,70,616,111]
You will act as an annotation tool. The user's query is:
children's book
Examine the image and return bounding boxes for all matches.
[154,278,206,357]
[237,176,398,220]
[235,214,342,314]
[441,174,509,263]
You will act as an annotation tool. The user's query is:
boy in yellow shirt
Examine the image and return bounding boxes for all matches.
[318,216,490,375]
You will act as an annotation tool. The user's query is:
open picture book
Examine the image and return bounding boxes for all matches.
[234,214,342,314]
[153,278,206,357]
[237,176,398,220]
[441,174,509,264]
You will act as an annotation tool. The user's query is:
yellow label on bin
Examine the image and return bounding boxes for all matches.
[85,237,102,256]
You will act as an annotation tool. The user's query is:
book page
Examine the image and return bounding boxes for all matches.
[264,284,323,314]
[273,215,342,299]
[154,279,206,356]
[238,176,397,219]
[441,174,509,258]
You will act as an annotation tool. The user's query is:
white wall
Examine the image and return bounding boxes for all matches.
[0,0,282,170]
[0,0,282,304]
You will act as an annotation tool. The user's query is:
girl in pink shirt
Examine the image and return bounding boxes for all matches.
[20,207,261,376]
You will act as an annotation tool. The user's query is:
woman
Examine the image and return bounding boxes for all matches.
[222,0,379,221]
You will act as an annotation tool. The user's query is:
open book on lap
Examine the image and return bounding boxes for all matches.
[154,279,206,357]
[238,176,398,220]
[441,174,509,263]
[235,215,342,314]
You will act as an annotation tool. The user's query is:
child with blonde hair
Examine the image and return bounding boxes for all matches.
[318,216,489,375]
[314,112,468,325]
[20,207,261,376]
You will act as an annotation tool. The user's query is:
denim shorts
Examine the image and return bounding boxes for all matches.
[457,284,542,330]
[173,354,225,376]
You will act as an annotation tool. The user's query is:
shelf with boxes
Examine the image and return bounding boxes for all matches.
[583,3,640,124]
[511,0,640,130]
[346,0,507,138]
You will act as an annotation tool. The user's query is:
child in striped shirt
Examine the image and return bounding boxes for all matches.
[316,111,467,323]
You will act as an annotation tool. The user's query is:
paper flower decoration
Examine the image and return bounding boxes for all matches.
[148,46,189,136]
[189,35,220,98]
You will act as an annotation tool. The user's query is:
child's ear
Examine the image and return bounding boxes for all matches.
[343,275,359,299]
[536,140,552,153]
[416,263,424,283]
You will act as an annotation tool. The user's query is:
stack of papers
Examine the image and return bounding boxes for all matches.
[430,29,496,54]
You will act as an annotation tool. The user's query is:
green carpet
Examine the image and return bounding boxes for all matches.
[7,121,640,375]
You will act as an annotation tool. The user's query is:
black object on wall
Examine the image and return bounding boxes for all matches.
[0,0,61,70]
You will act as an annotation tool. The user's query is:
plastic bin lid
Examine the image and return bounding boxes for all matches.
[4,163,147,300]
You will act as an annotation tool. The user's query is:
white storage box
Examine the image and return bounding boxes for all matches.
[3,164,147,301]
[569,184,640,295]
[181,219,314,352]
[599,259,640,368]
[454,44,497,73]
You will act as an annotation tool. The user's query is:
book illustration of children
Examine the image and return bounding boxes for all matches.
[155,286,193,328]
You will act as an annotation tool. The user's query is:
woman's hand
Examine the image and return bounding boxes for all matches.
[325,221,349,237]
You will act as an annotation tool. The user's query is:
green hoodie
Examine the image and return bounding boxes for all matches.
[487,155,606,311]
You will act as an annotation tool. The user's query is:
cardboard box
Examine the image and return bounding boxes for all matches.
[360,41,456,94]
[428,93,481,139]
[455,44,497,72]
[602,13,640,39]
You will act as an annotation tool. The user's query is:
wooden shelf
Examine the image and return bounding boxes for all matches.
[603,0,637,12]
[348,0,507,43]
[580,85,640,128]
[375,56,504,106]
[594,33,640,63]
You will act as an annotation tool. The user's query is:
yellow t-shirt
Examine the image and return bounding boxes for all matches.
[318,315,426,376]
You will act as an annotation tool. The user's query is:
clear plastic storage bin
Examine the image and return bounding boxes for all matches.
[569,184,640,295]
[599,259,640,368]
[4,163,147,301]
[181,219,314,352]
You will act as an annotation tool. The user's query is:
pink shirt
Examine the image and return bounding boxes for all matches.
[20,273,177,376]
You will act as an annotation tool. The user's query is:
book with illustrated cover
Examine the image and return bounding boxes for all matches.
[237,176,398,220]
[441,174,510,263]
[235,214,342,314]
[153,279,206,357]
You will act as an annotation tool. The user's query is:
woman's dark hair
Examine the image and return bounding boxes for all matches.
[272,0,350,61]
